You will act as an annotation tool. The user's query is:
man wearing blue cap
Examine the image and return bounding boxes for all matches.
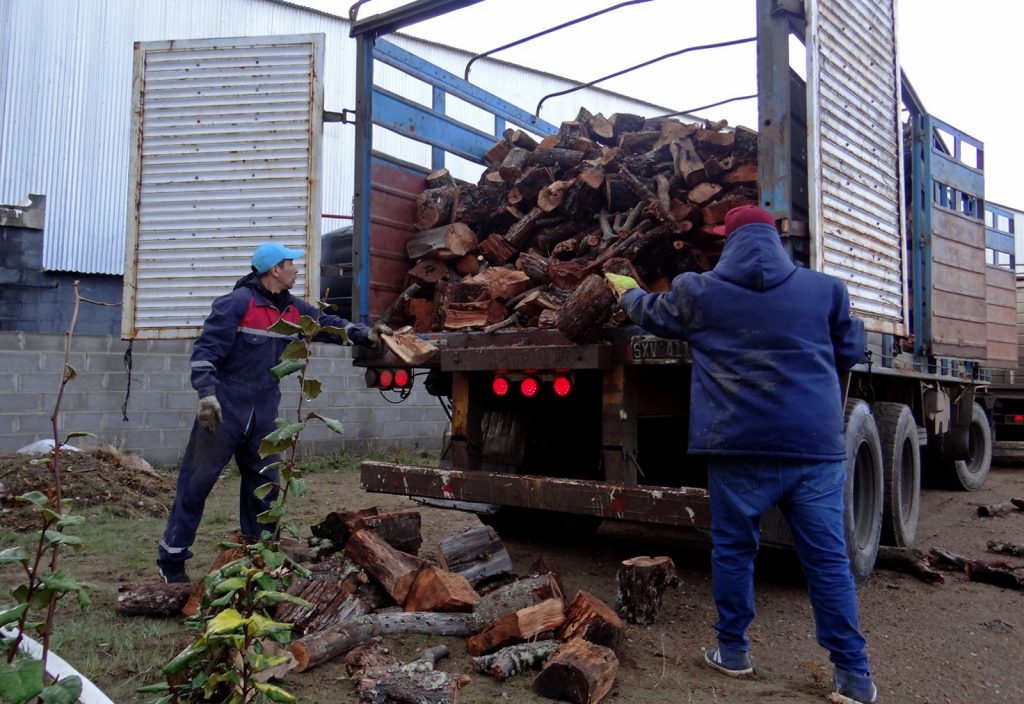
[157,242,376,584]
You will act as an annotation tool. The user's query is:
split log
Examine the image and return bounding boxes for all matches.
[289,612,476,673]
[379,283,423,327]
[733,125,759,159]
[350,511,423,555]
[344,529,426,604]
[439,525,513,586]
[987,540,1024,558]
[404,565,479,613]
[609,112,646,138]
[455,182,507,229]
[672,138,706,186]
[688,182,723,207]
[381,331,439,366]
[466,597,567,655]
[499,147,531,182]
[537,180,574,213]
[510,129,539,151]
[533,638,619,704]
[116,582,192,616]
[471,640,560,681]
[875,546,945,585]
[977,502,1019,517]
[415,186,458,230]
[467,264,534,301]
[514,166,555,204]
[615,555,680,625]
[453,253,481,276]
[302,573,391,635]
[443,301,493,330]
[479,233,519,265]
[406,223,477,260]
[557,591,625,650]
[527,148,585,170]
[1012,497,1024,510]
[407,258,448,286]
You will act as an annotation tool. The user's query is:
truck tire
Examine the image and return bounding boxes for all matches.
[871,402,920,547]
[843,400,884,582]
[935,402,991,491]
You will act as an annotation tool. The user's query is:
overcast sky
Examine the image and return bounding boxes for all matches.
[302,0,1021,208]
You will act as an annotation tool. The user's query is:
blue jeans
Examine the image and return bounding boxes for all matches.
[707,457,870,676]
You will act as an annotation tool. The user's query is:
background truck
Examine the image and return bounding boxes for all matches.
[346,0,1013,580]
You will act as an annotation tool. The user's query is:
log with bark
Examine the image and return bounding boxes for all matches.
[344,529,427,604]
[357,644,471,704]
[557,591,625,650]
[438,525,514,586]
[615,555,680,625]
[472,573,564,629]
[466,598,567,656]
[977,501,1021,517]
[987,540,1024,558]
[532,638,619,704]
[289,612,476,673]
[471,639,561,681]
[116,582,192,616]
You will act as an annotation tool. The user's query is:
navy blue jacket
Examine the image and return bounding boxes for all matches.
[620,222,865,460]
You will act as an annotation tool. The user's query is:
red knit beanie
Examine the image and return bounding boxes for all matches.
[712,204,776,237]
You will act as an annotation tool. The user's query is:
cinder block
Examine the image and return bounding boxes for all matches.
[67,335,115,353]
[143,373,190,391]
[165,391,199,410]
[0,350,41,372]
[0,433,40,453]
[0,393,44,412]
[142,409,197,431]
[27,333,67,352]
[16,412,58,433]
[0,332,29,351]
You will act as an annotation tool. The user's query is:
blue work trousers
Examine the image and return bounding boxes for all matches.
[159,397,279,563]
[707,457,870,676]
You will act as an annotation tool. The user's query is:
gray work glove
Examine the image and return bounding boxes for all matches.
[197,395,222,433]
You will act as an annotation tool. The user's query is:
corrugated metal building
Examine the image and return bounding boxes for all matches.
[0,0,671,278]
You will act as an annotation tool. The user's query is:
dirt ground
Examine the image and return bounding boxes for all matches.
[1,451,1022,703]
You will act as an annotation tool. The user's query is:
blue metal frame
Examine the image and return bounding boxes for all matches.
[984,202,1015,268]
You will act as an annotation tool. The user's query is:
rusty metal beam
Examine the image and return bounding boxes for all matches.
[360,461,711,529]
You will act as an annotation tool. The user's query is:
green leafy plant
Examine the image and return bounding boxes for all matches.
[142,310,346,703]
[1,283,111,703]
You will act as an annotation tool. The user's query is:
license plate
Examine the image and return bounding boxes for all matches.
[627,336,689,363]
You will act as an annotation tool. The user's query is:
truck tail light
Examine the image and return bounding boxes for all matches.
[520,377,540,398]
[553,374,572,397]
[1015,415,1023,424]
[378,369,394,388]
[394,368,411,387]
[492,376,510,397]
[365,368,412,390]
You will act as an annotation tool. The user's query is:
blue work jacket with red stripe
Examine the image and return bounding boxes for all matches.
[189,281,360,402]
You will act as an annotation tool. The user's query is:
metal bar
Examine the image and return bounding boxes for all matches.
[352,34,374,324]
[374,39,557,136]
[431,86,445,171]
[359,461,712,528]
[536,36,756,117]
[463,0,655,80]
[756,0,792,218]
[350,0,484,38]
[372,87,499,165]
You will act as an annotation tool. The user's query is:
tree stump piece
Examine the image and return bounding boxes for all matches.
[615,555,680,625]
[116,582,192,616]
[558,590,625,650]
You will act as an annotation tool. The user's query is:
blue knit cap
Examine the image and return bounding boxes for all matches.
[252,242,304,274]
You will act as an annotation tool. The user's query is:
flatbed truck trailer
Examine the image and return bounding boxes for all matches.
[346,0,1013,580]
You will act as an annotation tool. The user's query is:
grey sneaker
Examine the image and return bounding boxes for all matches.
[703,646,753,676]
[829,669,878,704]
[156,560,191,584]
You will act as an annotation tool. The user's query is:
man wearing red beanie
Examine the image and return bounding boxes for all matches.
[606,205,876,704]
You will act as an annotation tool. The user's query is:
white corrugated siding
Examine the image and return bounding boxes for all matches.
[808,0,907,335]
[1,0,674,279]
[123,35,323,338]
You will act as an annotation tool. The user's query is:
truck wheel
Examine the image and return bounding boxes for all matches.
[871,402,920,547]
[844,400,884,582]
[936,402,991,491]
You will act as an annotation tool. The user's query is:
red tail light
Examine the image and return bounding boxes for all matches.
[394,369,411,387]
[553,375,572,397]
[378,369,394,389]
[492,376,510,396]
[520,377,540,398]
[1014,415,1024,424]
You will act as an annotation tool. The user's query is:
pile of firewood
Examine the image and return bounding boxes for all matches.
[389,108,759,341]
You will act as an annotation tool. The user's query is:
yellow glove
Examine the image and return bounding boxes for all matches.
[605,273,639,300]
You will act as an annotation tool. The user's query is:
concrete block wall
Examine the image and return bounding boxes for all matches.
[0,332,448,465]
[0,227,123,335]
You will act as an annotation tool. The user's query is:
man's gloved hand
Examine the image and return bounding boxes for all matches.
[197,395,222,433]
[368,321,393,343]
[348,323,374,347]
[605,272,639,300]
